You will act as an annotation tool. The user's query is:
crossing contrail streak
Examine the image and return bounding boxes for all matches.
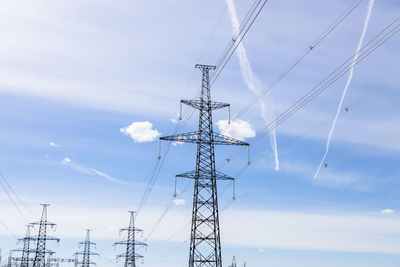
[314,0,375,178]
[226,0,279,170]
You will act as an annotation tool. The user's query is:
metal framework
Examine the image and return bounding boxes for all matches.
[228,256,237,267]
[114,211,147,267]
[74,230,98,267]
[161,64,249,267]
[31,204,59,267]
[11,225,35,267]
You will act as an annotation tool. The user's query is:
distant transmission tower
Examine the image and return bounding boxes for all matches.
[228,256,237,267]
[32,204,59,267]
[74,230,98,267]
[11,225,34,267]
[161,64,249,267]
[114,211,147,267]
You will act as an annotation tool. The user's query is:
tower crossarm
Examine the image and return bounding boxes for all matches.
[160,132,249,146]
[74,251,99,256]
[119,227,143,233]
[176,170,233,180]
[114,241,147,246]
[30,221,56,227]
[116,253,143,259]
[28,236,60,242]
[181,100,229,111]
[47,258,76,263]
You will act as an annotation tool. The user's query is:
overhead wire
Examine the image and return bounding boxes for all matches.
[223,16,400,164]
[230,0,365,122]
[137,0,269,215]
[139,0,368,245]
[0,171,29,222]
[150,7,400,255]
[171,76,400,243]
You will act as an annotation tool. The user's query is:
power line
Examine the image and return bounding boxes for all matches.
[226,16,400,162]
[0,171,29,222]
[0,171,33,218]
[136,0,363,243]
[231,0,365,122]
[136,0,267,215]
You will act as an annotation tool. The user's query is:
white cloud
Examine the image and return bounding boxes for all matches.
[62,157,71,164]
[170,118,178,123]
[61,157,129,185]
[217,120,255,141]
[120,121,161,143]
[381,209,395,214]
[49,141,59,147]
[173,199,185,206]
[257,248,264,253]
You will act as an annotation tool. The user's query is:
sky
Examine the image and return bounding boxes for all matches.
[0,0,400,266]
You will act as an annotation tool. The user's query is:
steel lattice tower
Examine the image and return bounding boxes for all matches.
[13,224,35,267]
[74,230,98,267]
[32,204,59,267]
[114,211,147,267]
[228,256,236,267]
[161,64,249,267]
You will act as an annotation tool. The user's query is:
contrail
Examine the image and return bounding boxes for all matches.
[314,0,374,178]
[226,0,279,170]
[61,157,130,185]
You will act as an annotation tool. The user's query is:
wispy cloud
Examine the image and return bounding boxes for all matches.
[226,0,279,171]
[277,159,367,190]
[61,157,129,185]
[120,121,161,143]
[315,0,375,178]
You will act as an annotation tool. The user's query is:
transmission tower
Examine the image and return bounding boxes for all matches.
[74,230,98,267]
[114,211,147,267]
[160,64,249,267]
[31,204,59,267]
[11,225,35,267]
[228,256,236,267]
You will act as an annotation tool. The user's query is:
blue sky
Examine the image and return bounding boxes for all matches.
[1,0,400,266]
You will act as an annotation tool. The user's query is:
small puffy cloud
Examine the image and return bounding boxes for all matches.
[171,118,178,123]
[258,248,264,253]
[217,120,256,141]
[49,142,59,147]
[381,209,395,214]
[173,199,185,205]
[62,157,71,164]
[120,121,161,143]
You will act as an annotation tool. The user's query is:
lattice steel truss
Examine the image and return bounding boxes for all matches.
[74,230,98,267]
[114,211,147,267]
[31,204,59,267]
[11,225,35,267]
[161,64,249,267]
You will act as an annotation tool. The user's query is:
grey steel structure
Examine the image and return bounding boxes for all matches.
[31,204,59,267]
[74,230,98,267]
[161,64,249,267]
[114,211,147,267]
[11,225,34,267]
[228,257,236,267]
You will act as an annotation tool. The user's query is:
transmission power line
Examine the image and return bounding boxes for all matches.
[230,0,365,122]
[136,0,268,214]
[114,211,147,267]
[137,0,365,243]
[160,64,249,267]
[223,15,400,164]
[31,204,60,267]
[74,229,99,267]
